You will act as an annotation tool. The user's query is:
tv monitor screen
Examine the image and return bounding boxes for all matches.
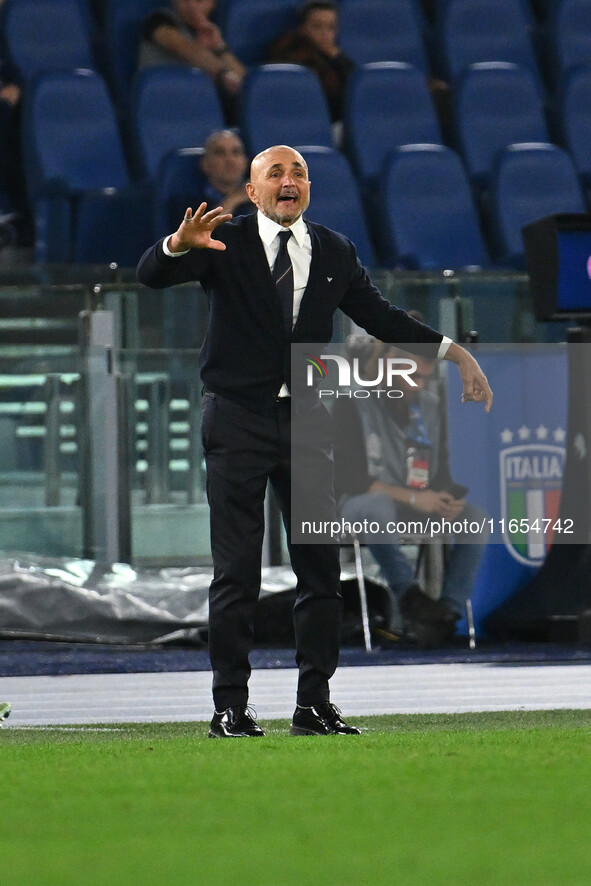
[556,229,591,312]
[523,213,591,320]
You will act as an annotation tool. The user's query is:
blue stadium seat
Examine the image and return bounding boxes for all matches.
[454,62,550,190]
[545,0,591,90]
[240,65,333,158]
[104,0,162,111]
[130,66,225,182]
[221,0,299,66]
[1,0,95,84]
[378,144,490,270]
[490,142,586,267]
[338,0,428,70]
[153,147,208,241]
[72,0,97,33]
[295,146,377,268]
[21,69,152,265]
[560,64,591,190]
[343,62,442,192]
[432,0,534,22]
[437,0,542,88]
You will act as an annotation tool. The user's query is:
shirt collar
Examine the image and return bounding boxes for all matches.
[256,210,308,248]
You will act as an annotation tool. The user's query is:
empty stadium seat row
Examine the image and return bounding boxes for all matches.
[19,57,591,269]
[3,0,591,115]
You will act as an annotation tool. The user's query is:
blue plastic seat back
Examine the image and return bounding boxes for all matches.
[241,65,333,158]
[2,0,95,83]
[491,143,586,266]
[295,146,377,268]
[433,0,534,22]
[75,187,154,266]
[561,64,591,187]
[153,147,209,240]
[381,144,489,269]
[344,62,442,188]
[455,62,549,189]
[131,66,225,181]
[22,69,130,198]
[548,0,591,87]
[72,0,96,33]
[338,0,428,70]
[105,0,162,109]
[439,0,541,86]
[221,0,299,66]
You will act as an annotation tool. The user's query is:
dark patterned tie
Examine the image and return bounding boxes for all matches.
[272,229,294,335]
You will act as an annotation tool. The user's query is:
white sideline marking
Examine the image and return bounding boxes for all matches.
[1,662,591,726]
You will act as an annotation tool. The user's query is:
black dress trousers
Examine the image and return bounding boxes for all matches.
[201,391,342,710]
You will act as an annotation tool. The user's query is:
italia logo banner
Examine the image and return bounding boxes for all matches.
[499,429,566,565]
[445,344,569,627]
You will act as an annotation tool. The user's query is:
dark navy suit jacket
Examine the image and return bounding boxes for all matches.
[137,212,443,412]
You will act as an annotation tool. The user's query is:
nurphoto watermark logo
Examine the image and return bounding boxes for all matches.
[304,351,418,399]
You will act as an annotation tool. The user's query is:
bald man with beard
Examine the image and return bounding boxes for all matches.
[138,145,492,738]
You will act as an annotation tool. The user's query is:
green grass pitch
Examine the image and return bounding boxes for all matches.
[3,710,591,886]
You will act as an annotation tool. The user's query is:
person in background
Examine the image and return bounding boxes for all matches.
[164,131,252,244]
[138,0,246,123]
[334,332,488,647]
[199,130,252,217]
[267,0,354,125]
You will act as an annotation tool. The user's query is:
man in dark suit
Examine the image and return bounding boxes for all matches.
[137,145,493,738]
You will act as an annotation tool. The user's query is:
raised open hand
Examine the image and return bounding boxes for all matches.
[168,203,233,253]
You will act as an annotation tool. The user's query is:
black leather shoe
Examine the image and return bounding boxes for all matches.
[290,703,361,736]
[208,706,265,738]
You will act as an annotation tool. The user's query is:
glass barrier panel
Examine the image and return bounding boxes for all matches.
[115,348,210,566]
[0,350,83,558]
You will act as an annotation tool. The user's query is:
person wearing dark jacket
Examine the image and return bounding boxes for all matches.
[267,0,354,123]
[137,144,493,737]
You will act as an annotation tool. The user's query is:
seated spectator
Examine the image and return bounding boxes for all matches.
[139,0,246,123]
[199,129,252,216]
[164,130,252,229]
[267,0,354,124]
[333,333,488,647]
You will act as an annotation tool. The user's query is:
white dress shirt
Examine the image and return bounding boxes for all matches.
[255,210,312,331]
